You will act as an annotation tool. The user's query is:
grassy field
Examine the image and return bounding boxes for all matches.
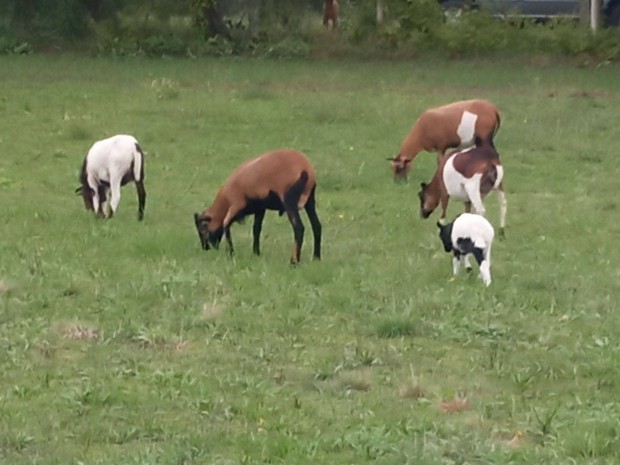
[1,54,620,464]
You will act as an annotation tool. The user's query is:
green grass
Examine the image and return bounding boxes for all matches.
[1,54,620,464]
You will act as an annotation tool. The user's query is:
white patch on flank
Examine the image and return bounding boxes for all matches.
[456,111,478,146]
[442,154,485,215]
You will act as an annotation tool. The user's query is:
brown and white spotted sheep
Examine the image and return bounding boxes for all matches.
[389,99,501,181]
[418,140,507,237]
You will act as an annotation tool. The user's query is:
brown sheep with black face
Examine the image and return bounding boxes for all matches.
[194,149,322,264]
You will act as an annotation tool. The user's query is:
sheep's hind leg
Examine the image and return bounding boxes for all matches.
[497,183,507,238]
[472,246,491,286]
[304,188,322,260]
[252,210,265,255]
[135,180,146,221]
[285,209,305,264]
[452,253,463,276]
[284,173,309,264]
[463,178,485,216]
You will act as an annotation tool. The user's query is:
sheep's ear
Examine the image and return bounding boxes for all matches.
[404,159,412,165]
[436,221,443,229]
[386,156,395,161]
[420,182,427,189]
[75,186,82,195]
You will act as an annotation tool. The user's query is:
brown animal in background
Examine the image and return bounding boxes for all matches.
[194,149,322,264]
[388,99,501,181]
[323,0,340,29]
[418,139,507,236]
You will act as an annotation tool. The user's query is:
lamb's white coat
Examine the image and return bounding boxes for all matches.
[85,134,143,216]
[450,213,495,286]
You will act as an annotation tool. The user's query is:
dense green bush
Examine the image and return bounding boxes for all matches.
[0,0,619,61]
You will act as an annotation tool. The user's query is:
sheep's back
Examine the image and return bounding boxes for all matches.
[223,149,316,203]
[86,134,139,181]
[451,213,494,249]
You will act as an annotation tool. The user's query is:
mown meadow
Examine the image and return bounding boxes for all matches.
[1,54,620,464]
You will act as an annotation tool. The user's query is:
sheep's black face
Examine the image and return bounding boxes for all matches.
[76,185,94,211]
[206,227,223,249]
[194,213,224,251]
[194,213,210,250]
[437,221,454,253]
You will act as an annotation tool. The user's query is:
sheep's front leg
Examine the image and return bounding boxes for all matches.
[225,226,234,256]
[452,253,463,276]
[463,254,473,272]
[102,186,112,218]
[438,194,450,225]
[87,176,101,216]
[479,244,492,286]
[479,261,491,286]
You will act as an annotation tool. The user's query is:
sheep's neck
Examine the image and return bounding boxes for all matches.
[399,126,425,161]
[206,190,230,230]
[426,159,448,207]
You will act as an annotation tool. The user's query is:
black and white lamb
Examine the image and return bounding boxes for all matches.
[437,213,495,286]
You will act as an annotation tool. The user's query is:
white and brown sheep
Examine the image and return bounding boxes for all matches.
[76,134,146,220]
[418,139,506,236]
[389,99,501,181]
[193,149,322,264]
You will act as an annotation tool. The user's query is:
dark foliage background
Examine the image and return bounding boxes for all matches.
[0,0,619,61]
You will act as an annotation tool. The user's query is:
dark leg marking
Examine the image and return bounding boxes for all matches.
[135,180,146,221]
[284,172,309,263]
[304,186,322,260]
[97,184,107,216]
[225,226,234,256]
[471,247,485,266]
[253,209,265,255]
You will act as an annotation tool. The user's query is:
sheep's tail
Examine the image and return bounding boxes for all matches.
[493,108,501,136]
[133,143,145,182]
[284,171,309,211]
[487,164,500,189]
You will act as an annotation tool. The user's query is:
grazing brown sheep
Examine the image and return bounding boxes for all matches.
[389,99,501,181]
[194,149,322,264]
